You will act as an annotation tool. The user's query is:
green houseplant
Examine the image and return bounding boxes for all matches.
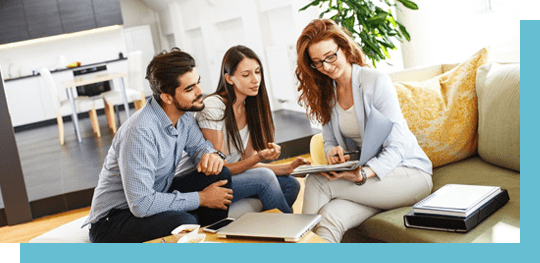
[300,0,418,67]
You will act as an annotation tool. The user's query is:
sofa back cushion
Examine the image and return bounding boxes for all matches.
[389,63,459,82]
[388,64,444,82]
[392,48,489,168]
[476,63,520,171]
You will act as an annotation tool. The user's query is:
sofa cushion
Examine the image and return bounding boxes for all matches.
[476,63,520,172]
[343,156,519,243]
[310,133,328,165]
[393,48,489,168]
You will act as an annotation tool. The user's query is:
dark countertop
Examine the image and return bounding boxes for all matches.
[4,57,127,82]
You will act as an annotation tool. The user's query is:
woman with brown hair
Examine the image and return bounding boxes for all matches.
[296,19,433,242]
[196,45,308,213]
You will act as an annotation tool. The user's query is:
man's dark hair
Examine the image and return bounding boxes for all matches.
[146,47,196,102]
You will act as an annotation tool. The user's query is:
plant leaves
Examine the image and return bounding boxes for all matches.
[299,0,322,11]
[343,16,356,30]
[398,22,411,41]
[302,0,416,67]
[395,0,419,10]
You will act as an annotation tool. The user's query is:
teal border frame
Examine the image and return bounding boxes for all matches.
[18,19,535,263]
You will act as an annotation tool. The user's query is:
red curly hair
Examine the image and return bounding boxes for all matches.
[295,19,368,125]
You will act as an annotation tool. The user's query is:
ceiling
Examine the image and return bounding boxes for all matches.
[140,0,175,11]
[140,0,188,11]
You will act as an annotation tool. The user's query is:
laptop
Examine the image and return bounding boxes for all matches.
[216,212,322,242]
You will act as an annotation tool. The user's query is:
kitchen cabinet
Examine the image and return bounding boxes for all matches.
[3,71,75,126]
[92,0,123,28]
[58,0,96,34]
[3,77,47,127]
[23,0,64,39]
[0,0,29,43]
[0,0,123,45]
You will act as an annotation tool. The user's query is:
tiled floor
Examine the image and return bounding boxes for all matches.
[0,109,319,209]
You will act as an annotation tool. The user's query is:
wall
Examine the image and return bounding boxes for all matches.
[148,0,520,131]
[156,0,320,113]
[118,0,165,53]
[396,0,520,68]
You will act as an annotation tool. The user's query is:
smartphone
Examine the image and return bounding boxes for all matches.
[203,217,235,233]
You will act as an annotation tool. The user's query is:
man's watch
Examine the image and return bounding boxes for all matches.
[213,150,226,160]
[355,168,368,186]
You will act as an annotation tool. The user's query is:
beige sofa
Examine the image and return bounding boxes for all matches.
[315,61,520,243]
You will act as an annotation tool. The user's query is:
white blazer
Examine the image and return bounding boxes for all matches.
[322,64,432,180]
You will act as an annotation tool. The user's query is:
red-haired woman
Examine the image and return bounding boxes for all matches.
[296,19,433,243]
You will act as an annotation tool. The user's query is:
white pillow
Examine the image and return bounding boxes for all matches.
[476,62,520,171]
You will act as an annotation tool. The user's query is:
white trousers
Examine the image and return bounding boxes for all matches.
[302,166,433,243]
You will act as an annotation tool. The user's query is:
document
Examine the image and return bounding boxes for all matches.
[290,107,393,176]
[413,184,502,217]
[290,161,361,176]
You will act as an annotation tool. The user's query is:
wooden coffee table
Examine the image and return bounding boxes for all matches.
[146,209,327,243]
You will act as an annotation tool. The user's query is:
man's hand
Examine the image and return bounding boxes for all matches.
[256,143,281,161]
[197,152,224,175]
[199,180,233,210]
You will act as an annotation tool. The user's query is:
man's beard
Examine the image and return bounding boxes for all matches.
[173,95,205,112]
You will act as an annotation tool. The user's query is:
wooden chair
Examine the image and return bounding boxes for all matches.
[40,68,101,145]
[101,50,146,133]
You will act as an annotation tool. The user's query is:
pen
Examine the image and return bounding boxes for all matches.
[332,150,360,157]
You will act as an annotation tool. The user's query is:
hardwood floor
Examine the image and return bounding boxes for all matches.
[0,154,310,243]
[1,108,319,228]
[0,154,311,243]
[0,207,90,243]
[1,109,317,209]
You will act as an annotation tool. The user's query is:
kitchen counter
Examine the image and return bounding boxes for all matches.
[3,57,127,82]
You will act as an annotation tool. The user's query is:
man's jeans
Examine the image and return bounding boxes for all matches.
[89,168,231,243]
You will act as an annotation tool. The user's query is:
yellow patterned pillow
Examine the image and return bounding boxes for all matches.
[394,48,489,168]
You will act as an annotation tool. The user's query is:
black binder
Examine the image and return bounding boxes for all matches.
[404,189,509,233]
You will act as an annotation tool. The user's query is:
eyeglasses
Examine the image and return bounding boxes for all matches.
[310,47,340,69]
